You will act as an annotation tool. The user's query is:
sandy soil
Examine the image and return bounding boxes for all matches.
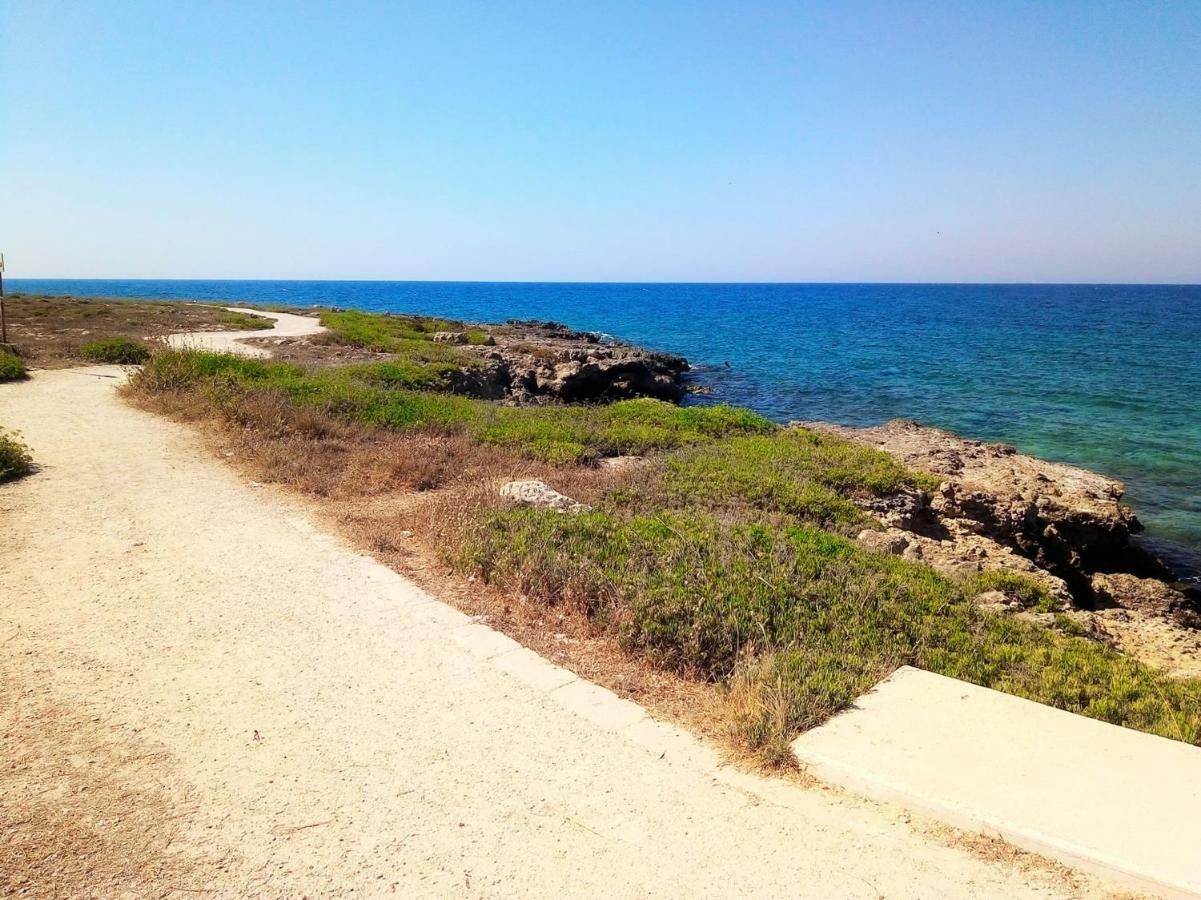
[0,364,1131,897]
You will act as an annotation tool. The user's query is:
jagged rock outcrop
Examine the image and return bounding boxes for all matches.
[458,320,689,405]
[1091,573,1201,628]
[799,420,1191,635]
[856,525,1072,603]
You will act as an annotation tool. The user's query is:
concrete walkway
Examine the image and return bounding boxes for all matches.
[0,370,1119,897]
[793,667,1201,898]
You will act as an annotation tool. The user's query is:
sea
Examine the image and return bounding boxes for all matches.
[10,279,1200,581]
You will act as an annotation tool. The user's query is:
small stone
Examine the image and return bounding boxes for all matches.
[856,530,910,555]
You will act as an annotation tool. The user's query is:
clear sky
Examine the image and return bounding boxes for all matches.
[2,1,1199,283]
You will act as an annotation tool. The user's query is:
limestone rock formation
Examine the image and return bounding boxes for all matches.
[1092,572,1201,628]
[799,419,1191,634]
[467,321,690,405]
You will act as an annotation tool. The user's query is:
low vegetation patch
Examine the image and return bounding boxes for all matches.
[963,569,1060,612]
[133,350,772,463]
[317,309,488,371]
[320,309,461,350]
[610,430,937,535]
[217,311,274,330]
[125,337,1201,765]
[0,349,28,382]
[0,429,33,482]
[81,337,152,364]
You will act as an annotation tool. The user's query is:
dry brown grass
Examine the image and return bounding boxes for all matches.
[0,653,223,896]
[4,294,261,367]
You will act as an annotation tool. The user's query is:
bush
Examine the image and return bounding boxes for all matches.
[0,348,28,382]
[963,569,1059,612]
[81,336,151,364]
[0,429,32,481]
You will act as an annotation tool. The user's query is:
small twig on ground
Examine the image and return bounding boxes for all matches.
[275,820,333,835]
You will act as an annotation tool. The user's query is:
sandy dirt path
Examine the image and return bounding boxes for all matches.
[0,369,1119,898]
[166,306,325,356]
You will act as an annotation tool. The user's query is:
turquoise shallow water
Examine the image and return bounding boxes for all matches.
[11,279,1201,579]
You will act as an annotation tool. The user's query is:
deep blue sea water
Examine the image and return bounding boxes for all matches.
[11,279,1201,579]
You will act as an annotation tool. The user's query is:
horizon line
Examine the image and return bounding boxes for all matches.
[9,276,1201,288]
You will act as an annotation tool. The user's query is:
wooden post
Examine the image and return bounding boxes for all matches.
[0,253,6,345]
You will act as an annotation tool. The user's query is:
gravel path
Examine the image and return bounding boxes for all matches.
[0,368,1117,898]
[166,306,326,356]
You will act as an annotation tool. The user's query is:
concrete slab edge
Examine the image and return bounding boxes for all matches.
[793,671,1199,900]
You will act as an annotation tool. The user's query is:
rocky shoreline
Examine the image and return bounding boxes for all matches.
[797,419,1201,675]
[438,319,692,405]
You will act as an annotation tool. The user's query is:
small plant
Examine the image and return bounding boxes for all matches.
[0,348,28,382]
[0,428,33,481]
[81,336,152,364]
[964,569,1060,612]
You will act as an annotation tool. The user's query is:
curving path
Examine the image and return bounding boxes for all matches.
[0,369,1119,898]
[166,306,326,357]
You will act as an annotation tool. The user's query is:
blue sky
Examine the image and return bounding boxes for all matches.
[2,1,1198,282]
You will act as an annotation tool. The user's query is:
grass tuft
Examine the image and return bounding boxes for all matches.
[612,429,932,534]
[0,348,29,382]
[0,428,33,481]
[963,569,1060,612]
[81,337,151,364]
[319,309,464,351]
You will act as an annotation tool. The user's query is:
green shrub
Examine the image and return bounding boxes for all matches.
[347,359,463,390]
[0,429,32,481]
[81,336,151,364]
[0,348,28,382]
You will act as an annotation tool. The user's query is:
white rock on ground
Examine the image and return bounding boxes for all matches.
[500,479,591,514]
